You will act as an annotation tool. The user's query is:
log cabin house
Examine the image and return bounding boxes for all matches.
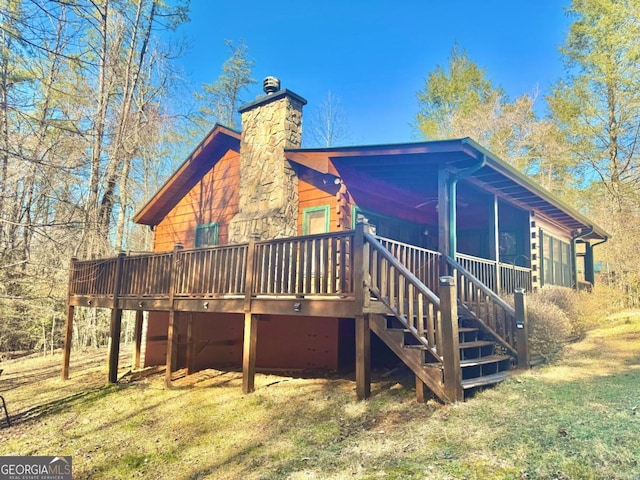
[62,77,608,402]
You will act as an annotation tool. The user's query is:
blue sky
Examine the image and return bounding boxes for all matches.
[174,0,572,146]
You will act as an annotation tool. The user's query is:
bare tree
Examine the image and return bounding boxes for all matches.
[305,91,351,147]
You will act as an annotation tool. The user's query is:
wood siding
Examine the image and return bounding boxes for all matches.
[297,172,352,234]
[153,150,240,251]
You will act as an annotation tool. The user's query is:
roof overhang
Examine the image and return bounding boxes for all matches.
[286,138,608,241]
[134,124,240,226]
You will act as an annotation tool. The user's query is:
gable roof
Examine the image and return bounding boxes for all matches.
[134,124,240,226]
[286,138,608,241]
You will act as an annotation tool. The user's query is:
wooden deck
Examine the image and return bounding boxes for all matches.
[63,225,531,402]
[68,232,357,316]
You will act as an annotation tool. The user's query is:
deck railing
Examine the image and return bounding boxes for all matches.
[69,257,119,297]
[376,237,440,293]
[445,255,518,355]
[377,239,532,295]
[68,232,531,305]
[253,232,354,296]
[68,232,356,301]
[120,252,174,297]
[500,263,532,293]
[176,244,248,297]
[456,253,532,294]
[456,253,499,292]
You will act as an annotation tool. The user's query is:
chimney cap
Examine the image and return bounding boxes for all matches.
[263,76,280,95]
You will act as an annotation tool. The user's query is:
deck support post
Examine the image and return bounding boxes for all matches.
[62,257,77,380]
[132,310,144,370]
[354,221,372,400]
[439,276,463,402]
[514,288,530,369]
[61,305,74,380]
[241,234,259,394]
[186,314,194,375]
[107,309,123,383]
[242,313,258,394]
[107,252,126,384]
[165,244,183,388]
[415,376,427,403]
[165,311,179,387]
[355,314,371,400]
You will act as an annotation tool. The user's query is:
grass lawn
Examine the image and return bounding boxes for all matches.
[1,311,639,479]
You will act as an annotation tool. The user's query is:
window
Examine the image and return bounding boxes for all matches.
[303,206,330,235]
[540,230,573,287]
[195,223,219,247]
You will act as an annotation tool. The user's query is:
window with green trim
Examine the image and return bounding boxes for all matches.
[303,205,330,235]
[195,223,219,247]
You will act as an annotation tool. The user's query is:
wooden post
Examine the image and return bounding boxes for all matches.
[584,243,595,285]
[242,313,258,394]
[439,276,463,402]
[438,169,453,277]
[244,235,258,313]
[62,304,74,380]
[186,314,194,375]
[165,244,183,388]
[354,221,372,312]
[107,252,126,384]
[514,288,530,369]
[415,376,427,403]
[62,257,77,380]
[355,314,371,400]
[132,309,144,370]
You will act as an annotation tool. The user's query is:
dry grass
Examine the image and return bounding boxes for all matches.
[1,311,640,479]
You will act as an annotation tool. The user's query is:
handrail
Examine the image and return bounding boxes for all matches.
[444,255,518,355]
[364,232,442,359]
[446,256,515,315]
[365,233,440,308]
[456,252,533,293]
[456,252,497,267]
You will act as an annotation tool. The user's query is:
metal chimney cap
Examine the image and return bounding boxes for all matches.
[263,76,280,95]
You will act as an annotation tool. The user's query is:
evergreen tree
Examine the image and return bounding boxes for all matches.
[196,39,256,129]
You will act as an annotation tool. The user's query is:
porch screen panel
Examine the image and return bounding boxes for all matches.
[562,242,572,286]
[540,230,573,288]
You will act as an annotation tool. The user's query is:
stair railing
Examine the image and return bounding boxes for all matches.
[360,227,443,360]
[358,225,464,401]
[444,255,518,356]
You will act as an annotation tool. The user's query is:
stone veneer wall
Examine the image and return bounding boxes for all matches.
[228,93,304,242]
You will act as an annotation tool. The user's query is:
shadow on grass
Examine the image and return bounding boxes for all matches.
[8,386,117,427]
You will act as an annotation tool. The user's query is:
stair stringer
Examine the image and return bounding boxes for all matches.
[369,313,452,403]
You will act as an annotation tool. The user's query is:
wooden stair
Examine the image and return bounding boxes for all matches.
[370,313,513,400]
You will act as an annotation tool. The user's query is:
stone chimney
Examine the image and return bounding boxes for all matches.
[228,77,307,242]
